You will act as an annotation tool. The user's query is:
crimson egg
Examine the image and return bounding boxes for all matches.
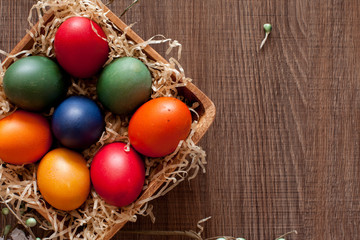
[90,142,145,207]
[54,16,109,78]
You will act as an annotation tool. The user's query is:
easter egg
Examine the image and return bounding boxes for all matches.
[3,56,67,111]
[52,96,104,149]
[37,148,90,211]
[90,142,145,207]
[0,110,52,165]
[97,57,152,115]
[128,97,192,158]
[54,16,109,78]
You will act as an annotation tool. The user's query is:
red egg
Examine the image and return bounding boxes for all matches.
[54,16,109,78]
[90,142,145,207]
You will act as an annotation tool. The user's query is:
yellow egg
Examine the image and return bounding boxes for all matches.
[37,148,90,211]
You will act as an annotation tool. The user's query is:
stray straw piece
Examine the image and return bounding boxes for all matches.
[275,230,298,240]
[120,0,139,17]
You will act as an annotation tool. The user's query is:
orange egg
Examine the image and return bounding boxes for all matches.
[0,110,52,165]
[37,148,90,211]
[128,97,192,158]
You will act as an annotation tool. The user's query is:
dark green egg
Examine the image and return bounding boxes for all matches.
[3,56,67,111]
[97,57,152,115]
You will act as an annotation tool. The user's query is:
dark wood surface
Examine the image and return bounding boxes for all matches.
[1,0,360,239]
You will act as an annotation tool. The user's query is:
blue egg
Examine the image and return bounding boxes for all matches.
[52,96,104,149]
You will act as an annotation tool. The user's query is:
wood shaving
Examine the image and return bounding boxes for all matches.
[0,0,207,239]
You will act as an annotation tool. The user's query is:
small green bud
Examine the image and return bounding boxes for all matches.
[263,23,272,33]
[4,224,12,236]
[36,238,41,240]
[260,23,273,49]
[236,238,246,240]
[277,238,286,240]
[26,217,37,227]
[216,238,227,240]
[2,207,9,215]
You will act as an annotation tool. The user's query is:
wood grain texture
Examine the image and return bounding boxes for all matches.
[1,0,360,240]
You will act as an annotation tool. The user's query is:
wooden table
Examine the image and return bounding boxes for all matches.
[1,0,360,239]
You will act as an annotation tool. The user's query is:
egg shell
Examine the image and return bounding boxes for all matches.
[37,148,91,211]
[97,57,152,115]
[90,142,145,207]
[0,110,52,165]
[52,96,104,149]
[3,56,67,111]
[54,16,109,78]
[128,97,192,157]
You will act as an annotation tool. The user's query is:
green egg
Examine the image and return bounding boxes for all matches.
[3,56,67,111]
[97,57,152,115]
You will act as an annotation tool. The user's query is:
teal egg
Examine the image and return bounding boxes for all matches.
[3,56,67,111]
[97,57,152,115]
